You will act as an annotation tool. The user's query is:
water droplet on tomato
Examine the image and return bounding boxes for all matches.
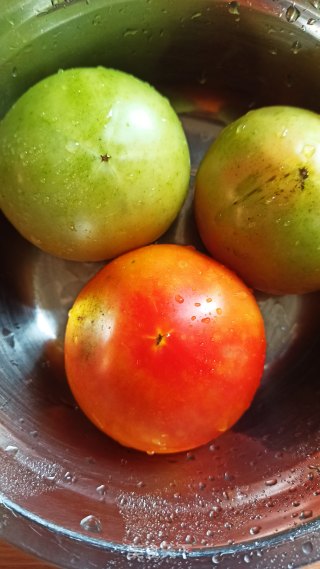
[65,140,80,153]
[303,144,315,158]
[175,294,184,304]
[236,123,246,134]
[216,308,223,315]
[201,317,210,324]
[235,291,248,299]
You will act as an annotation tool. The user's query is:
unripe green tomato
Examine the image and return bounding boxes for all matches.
[0,67,190,261]
[195,106,320,295]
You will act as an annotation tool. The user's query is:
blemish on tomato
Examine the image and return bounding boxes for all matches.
[299,166,308,190]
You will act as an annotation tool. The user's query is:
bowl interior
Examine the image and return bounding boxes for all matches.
[1,1,320,567]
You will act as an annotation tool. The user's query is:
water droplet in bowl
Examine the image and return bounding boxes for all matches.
[300,510,313,520]
[191,11,202,19]
[291,40,302,54]
[301,541,313,555]
[249,526,261,535]
[96,484,107,498]
[285,5,300,22]
[80,515,102,533]
[4,445,18,455]
[228,1,240,15]
[265,478,277,486]
[64,471,77,484]
[92,14,102,25]
[124,28,139,37]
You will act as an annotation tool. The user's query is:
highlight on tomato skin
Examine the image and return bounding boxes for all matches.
[64,244,266,454]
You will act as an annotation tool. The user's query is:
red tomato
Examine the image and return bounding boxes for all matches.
[64,244,266,454]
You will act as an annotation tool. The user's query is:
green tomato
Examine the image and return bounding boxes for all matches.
[0,67,190,261]
[195,106,320,295]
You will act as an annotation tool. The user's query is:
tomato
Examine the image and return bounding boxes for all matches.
[0,67,190,261]
[64,244,266,454]
[195,106,320,294]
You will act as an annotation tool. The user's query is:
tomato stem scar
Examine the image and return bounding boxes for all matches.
[154,331,171,347]
[156,333,164,346]
[101,153,111,162]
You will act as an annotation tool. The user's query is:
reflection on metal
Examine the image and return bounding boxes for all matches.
[37,0,87,17]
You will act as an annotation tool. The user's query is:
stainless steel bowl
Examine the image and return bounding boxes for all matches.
[1,1,320,567]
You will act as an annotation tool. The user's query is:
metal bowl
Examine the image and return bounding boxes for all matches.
[1,1,320,567]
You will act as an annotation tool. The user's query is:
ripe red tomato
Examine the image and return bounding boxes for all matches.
[64,244,266,454]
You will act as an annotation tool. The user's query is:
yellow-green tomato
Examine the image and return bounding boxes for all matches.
[0,67,190,261]
[195,106,320,295]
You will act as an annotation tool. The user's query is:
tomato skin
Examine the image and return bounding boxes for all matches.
[65,244,266,454]
[195,106,320,294]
